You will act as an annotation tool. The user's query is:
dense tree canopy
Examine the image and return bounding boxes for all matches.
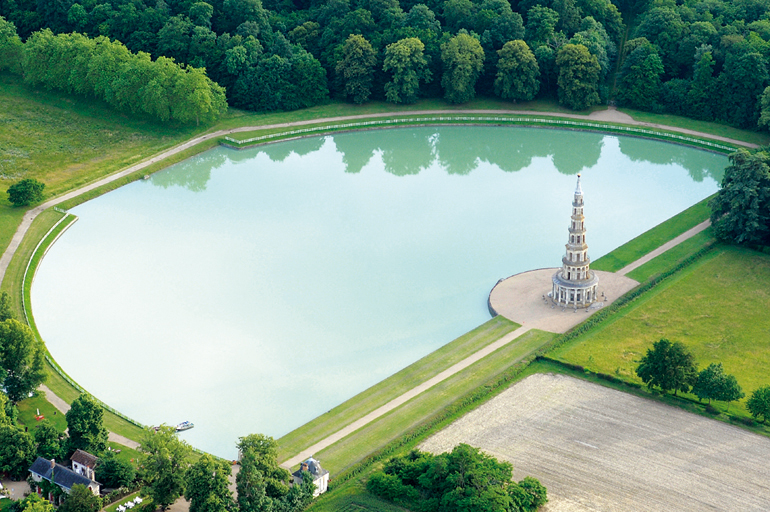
[556,43,600,110]
[184,454,235,512]
[636,339,698,396]
[58,484,102,512]
[367,444,547,511]
[441,32,485,103]
[96,452,137,488]
[692,363,744,405]
[0,423,36,479]
[66,394,109,455]
[710,149,770,247]
[7,178,45,206]
[494,39,539,101]
[5,0,770,123]
[0,318,46,403]
[236,434,314,512]
[139,426,192,509]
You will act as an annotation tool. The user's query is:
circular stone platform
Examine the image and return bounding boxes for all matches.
[488,268,639,334]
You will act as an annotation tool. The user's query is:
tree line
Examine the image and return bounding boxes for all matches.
[635,338,770,424]
[0,0,622,113]
[0,17,227,124]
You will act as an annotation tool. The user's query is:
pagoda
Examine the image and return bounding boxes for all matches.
[551,174,599,307]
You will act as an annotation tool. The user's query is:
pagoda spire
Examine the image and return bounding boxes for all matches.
[551,174,599,307]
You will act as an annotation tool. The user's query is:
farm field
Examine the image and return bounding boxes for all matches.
[420,373,770,511]
[550,245,770,418]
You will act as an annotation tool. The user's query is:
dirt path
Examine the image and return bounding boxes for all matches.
[38,384,141,450]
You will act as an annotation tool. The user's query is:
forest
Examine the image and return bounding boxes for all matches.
[2,0,770,128]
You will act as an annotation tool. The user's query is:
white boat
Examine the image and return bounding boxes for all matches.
[175,421,194,431]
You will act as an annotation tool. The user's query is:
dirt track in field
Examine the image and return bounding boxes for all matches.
[420,374,770,511]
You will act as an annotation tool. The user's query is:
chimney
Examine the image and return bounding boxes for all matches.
[50,459,55,469]
[301,463,308,472]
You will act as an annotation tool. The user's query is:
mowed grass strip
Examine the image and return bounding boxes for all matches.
[551,245,770,418]
[592,197,714,273]
[277,316,519,462]
[310,329,556,475]
[625,228,715,282]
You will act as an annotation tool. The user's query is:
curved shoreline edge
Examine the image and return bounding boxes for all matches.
[3,107,741,460]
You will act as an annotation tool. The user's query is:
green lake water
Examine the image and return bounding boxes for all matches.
[31,126,726,458]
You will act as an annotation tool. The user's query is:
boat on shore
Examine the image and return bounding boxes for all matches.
[175,421,194,431]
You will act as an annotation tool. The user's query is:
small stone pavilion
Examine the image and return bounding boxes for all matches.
[551,174,599,307]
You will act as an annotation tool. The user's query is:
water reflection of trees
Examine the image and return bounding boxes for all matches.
[239,127,722,181]
[150,153,226,192]
[618,137,726,183]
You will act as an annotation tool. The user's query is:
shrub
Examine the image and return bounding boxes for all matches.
[7,178,45,206]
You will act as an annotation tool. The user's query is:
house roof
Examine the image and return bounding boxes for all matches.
[292,457,329,480]
[71,449,98,469]
[29,458,100,491]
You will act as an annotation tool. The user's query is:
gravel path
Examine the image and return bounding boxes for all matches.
[616,219,712,276]
[38,384,140,450]
[420,374,770,511]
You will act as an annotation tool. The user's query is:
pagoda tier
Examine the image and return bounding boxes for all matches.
[551,175,599,307]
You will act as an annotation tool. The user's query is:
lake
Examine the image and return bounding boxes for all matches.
[31,126,726,458]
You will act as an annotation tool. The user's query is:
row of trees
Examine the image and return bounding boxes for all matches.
[635,339,746,408]
[0,17,227,124]
[367,444,547,511]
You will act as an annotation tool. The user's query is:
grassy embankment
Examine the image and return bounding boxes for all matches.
[0,71,764,468]
[304,203,740,511]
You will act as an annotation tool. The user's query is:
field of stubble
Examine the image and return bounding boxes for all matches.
[420,373,770,511]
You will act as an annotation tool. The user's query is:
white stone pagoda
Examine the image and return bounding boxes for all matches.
[551,174,599,307]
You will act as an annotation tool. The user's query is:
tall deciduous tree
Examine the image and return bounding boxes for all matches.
[555,43,600,110]
[65,394,109,455]
[96,452,136,488]
[709,149,770,246]
[383,37,431,104]
[184,454,234,512]
[0,424,35,479]
[615,38,663,110]
[0,318,45,403]
[34,420,65,460]
[494,39,539,102]
[440,32,484,104]
[335,34,377,104]
[636,339,698,396]
[747,385,770,423]
[139,426,192,509]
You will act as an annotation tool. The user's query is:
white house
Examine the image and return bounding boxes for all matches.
[70,450,98,481]
[28,457,100,503]
[291,456,329,497]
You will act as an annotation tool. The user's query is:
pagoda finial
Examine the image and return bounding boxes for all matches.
[575,174,583,196]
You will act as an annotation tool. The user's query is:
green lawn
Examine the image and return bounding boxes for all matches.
[277,316,519,462]
[551,245,770,418]
[310,329,556,475]
[16,392,68,431]
[592,196,714,273]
